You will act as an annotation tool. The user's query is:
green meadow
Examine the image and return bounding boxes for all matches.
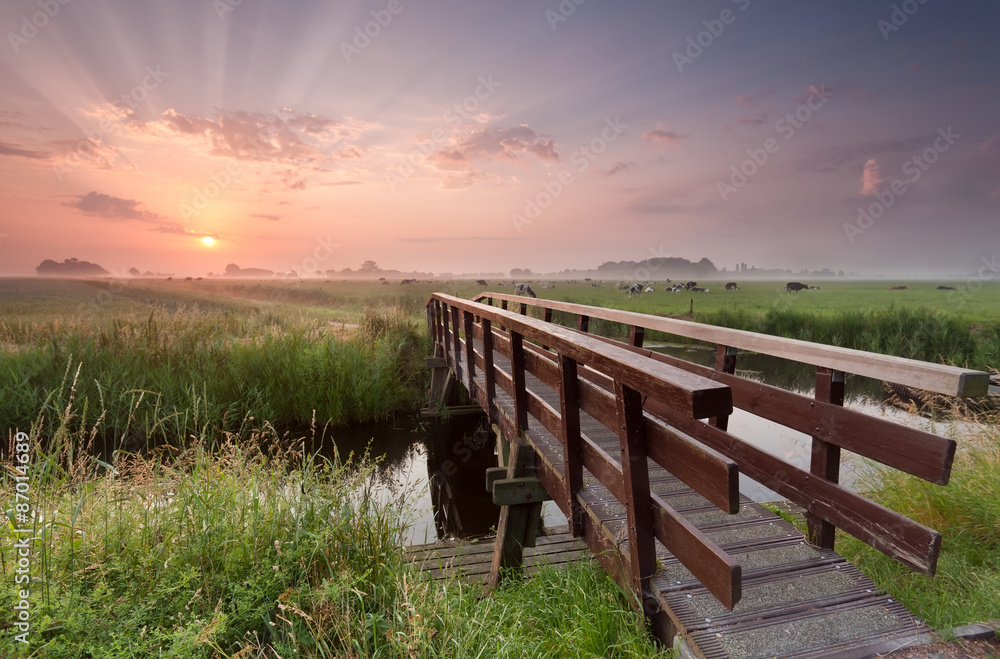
[1,276,998,656]
[0,277,669,658]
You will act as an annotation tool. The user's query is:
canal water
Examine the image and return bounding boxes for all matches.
[335,344,965,546]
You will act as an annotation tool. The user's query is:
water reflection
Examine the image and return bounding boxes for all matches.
[319,416,500,546]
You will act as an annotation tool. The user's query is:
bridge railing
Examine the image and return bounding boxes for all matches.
[427,293,743,611]
[470,291,991,576]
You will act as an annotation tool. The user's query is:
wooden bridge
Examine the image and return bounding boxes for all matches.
[422,291,990,658]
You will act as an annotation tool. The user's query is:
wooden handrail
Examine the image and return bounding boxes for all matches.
[435,293,733,420]
[471,291,990,397]
[428,293,742,609]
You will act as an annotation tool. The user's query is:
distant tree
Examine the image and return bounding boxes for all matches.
[128,267,141,277]
[510,268,533,278]
[36,258,110,277]
[359,260,380,273]
[225,263,241,274]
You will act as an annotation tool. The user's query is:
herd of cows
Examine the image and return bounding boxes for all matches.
[495,280,818,298]
[401,279,962,296]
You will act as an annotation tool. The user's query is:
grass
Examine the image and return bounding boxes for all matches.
[837,410,1000,633]
[1,279,430,451]
[0,277,671,657]
[0,427,670,658]
[513,279,1000,372]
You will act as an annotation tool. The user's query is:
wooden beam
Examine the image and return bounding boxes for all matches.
[492,477,552,506]
[510,331,529,432]
[615,382,657,602]
[485,466,506,492]
[463,310,476,391]
[629,325,645,348]
[559,355,585,536]
[657,409,943,575]
[808,367,845,550]
[471,292,989,397]
[488,439,541,587]
[710,345,738,431]
[578,330,955,485]
[482,319,497,425]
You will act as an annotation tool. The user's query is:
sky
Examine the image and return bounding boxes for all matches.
[0,0,998,277]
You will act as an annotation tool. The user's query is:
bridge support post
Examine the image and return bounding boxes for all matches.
[487,437,543,588]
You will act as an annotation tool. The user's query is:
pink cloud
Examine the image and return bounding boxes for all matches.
[642,126,686,144]
[442,125,560,163]
[66,191,161,221]
[860,158,884,195]
[979,135,1000,155]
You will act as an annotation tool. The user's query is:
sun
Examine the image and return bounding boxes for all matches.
[201,236,215,246]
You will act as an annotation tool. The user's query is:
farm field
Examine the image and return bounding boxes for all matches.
[1,276,999,657]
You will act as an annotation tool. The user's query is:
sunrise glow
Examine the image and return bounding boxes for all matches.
[0,2,997,277]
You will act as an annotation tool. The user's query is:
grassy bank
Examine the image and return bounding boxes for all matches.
[0,432,668,658]
[837,411,1000,633]
[1,280,429,450]
[698,305,999,371]
[542,281,1000,372]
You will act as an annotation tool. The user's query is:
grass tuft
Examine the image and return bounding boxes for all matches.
[839,411,1000,632]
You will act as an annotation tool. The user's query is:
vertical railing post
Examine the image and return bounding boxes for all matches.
[578,315,590,333]
[629,325,645,348]
[451,306,463,383]
[482,318,496,423]
[542,307,553,351]
[463,310,476,391]
[510,331,528,433]
[711,345,738,429]
[433,300,444,358]
[807,367,846,549]
[615,382,657,613]
[427,304,435,345]
[558,355,584,536]
[441,302,451,366]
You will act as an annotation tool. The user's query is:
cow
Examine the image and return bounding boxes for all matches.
[889,285,907,290]
[644,286,654,293]
[937,285,956,290]
[786,282,808,293]
[476,279,488,286]
[514,283,536,298]
[725,282,740,291]
[627,283,643,298]
[691,286,710,293]
[400,279,415,285]
[684,281,698,290]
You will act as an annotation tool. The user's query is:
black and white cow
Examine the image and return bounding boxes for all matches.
[514,283,536,298]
